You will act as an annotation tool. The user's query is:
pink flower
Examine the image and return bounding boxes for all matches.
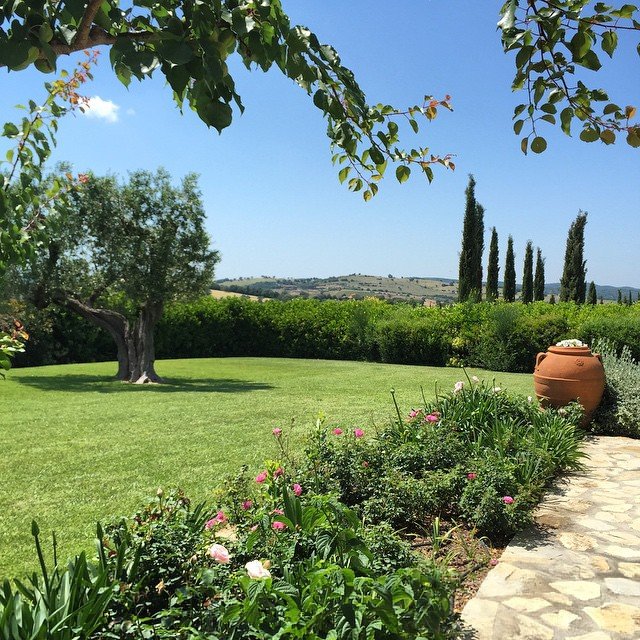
[490,558,498,566]
[454,381,464,394]
[272,428,282,437]
[502,496,514,504]
[273,467,284,478]
[242,500,253,510]
[271,508,284,515]
[255,470,268,484]
[467,472,477,480]
[205,510,227,529]
[272,521,286,531]
[425,413,439,423]
[354,428,364,438]
[249,524,259,532]
[362,461,369,468]
[208,543,230,564]
[293,483,302,496]
[408,409,419,418]
[246,560,271,579]
[332,428,343,435]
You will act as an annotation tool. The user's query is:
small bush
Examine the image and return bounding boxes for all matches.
[591,338,640,438]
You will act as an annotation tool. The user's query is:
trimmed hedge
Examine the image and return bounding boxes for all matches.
[14,296,640,373]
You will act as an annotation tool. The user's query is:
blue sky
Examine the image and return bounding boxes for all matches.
[1,1,639,287]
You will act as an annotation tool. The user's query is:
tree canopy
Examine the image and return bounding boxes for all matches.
[499,0,640,150]
[23,168,219,382]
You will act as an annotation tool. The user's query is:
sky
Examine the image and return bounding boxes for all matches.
[1,2,639,287]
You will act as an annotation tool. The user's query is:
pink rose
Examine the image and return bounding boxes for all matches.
[354,428,364,438]
[271,508,284,515]
[273,467,284,478]
[454,381,464,394]
[467,472,477,480]
[208,543,230,564]
[272,521,286,531]
[255,470,268,484]
[490,558,498,566]
[293,483,302,496]
[502,496,514,504]
[249,524,259,532]
[272,428,282,437]
[205,510,227,529]
[242,500,253,510]
[408,409,419,418]
[425,413,438,423]
[332,428,343,435]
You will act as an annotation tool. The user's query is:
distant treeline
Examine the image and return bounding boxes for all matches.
[14,297,640,373]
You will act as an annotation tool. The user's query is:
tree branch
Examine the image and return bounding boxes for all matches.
[73,0,104,48]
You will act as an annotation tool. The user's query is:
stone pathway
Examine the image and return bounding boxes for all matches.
[461,436,640,640]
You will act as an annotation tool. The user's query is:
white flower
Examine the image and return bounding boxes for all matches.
[471,376,479,383]
[555,339,586,348]
[527,396,533,403]
[208,543,230,564]
[246,560,271,579]
[454,381,464,393]
[493,387,501,393]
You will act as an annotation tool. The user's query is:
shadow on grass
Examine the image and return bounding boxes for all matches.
[12,374,275,394]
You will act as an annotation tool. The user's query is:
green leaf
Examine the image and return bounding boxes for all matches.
[513,119,524,135]
[601,30,618,57]
[603,103,621,115]
[395,165,411,183]
[570,32,592,60]
[520,136,528,155]
[579,127,600,142]
[197,99,233,132]
[540,103,557,114]
[600,129,616,144]
[540,114,556,125]
[530,136,547,153]
[560,107,573,135]
[578,50,602,71]
[626,130,640,147]
[338,166,350,184]
[369,146,385,166]
[409,118,419,133]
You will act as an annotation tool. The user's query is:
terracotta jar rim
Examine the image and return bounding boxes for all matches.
[547,345,593,355]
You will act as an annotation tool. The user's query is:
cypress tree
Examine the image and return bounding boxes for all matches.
[618,289,623,304]
[559,211,588,303]
[486,227,499,301]
[521,241,534,304]
[533,248,545,301]
[472,204,485,302]
[503,235,516,302]
[549,293,556,304]
[458,175,484,302]
[587,281,597,305]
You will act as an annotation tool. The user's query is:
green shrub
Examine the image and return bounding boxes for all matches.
[579,315,640,361]
[591,338,640,438]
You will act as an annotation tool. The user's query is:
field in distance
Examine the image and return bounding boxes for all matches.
[215,274,459,304]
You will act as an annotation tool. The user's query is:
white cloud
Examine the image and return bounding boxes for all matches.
[82,96,120,123]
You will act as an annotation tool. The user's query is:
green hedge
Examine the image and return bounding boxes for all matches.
[15,296,640,373]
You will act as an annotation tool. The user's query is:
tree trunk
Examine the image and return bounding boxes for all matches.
[64,297,164,383]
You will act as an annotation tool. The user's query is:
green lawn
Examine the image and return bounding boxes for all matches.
[0,357,534,579]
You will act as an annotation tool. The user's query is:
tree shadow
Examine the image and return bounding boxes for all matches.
[12,374,275,394]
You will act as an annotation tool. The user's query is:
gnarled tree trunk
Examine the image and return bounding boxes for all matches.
[65,297,164,383]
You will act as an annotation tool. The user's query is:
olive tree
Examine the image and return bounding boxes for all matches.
[30,168,219,383]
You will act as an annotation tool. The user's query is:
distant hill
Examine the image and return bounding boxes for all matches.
[215,275,459,304]
[214,275,638,304]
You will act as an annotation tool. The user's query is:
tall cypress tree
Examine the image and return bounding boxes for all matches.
[503,235,516,302]
[559,212,588,303]
[486,227,499,301]
[533,248,545,301]
[618,289,623,304]
[521,241,534,304]
[472,204,485,302]
[458,175,484,302]
[587,281,597,305]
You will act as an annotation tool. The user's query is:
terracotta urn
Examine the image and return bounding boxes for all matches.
[533,345,605,424]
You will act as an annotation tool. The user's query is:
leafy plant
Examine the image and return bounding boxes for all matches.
[592,338,640,438]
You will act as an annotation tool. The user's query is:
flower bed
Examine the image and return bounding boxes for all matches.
[0,379,585,639]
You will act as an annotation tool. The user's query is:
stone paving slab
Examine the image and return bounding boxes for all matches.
[461,436,640,640]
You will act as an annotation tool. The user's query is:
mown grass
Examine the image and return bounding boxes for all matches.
[0,357,533,579]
